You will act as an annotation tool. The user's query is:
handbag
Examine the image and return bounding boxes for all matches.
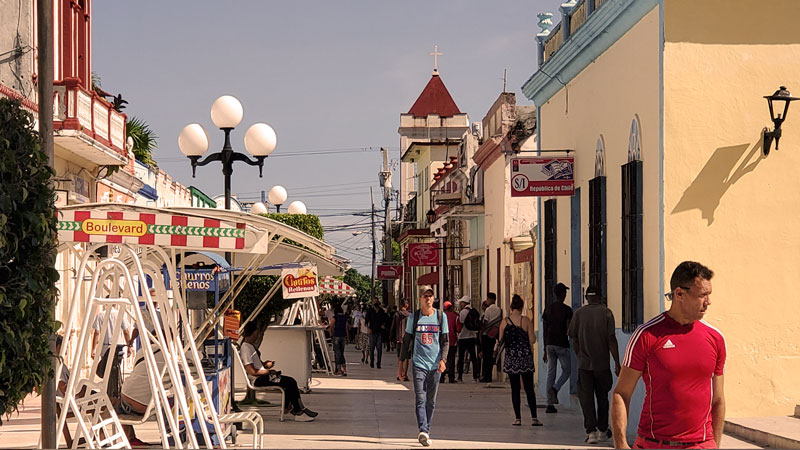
[268,369,282,383]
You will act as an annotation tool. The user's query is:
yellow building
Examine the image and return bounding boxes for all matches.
[522,0,800,432]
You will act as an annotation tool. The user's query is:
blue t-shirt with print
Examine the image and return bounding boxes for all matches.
[405,310,449,371]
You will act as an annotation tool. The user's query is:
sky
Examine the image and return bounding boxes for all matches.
[91,0,564,274]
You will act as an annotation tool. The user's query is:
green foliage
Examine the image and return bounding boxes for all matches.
[342,268,382,304]
[262,213,323,240]
[126,116,158,168]
[392,240,401,262]
[0,98,60,421]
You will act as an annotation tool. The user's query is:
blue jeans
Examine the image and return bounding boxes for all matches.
[412,365,441,434]
[369,333,383,367]
[546,345,572,405]
[333,336,347,368]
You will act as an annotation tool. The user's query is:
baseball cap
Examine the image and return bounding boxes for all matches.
[555,282,569,292]
[585,286,600,297]
[458,295,470,304]
[443,301,452,309]
[419,285,434,295]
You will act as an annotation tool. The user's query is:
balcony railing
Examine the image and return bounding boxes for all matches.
[53,77,127,159]
[542,0,605,65]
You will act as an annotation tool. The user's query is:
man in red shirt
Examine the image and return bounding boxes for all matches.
[440,301,459,383]
[611,261,726,449]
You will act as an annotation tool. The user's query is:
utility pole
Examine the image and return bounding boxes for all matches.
[370,187,376,301]
[38,0,56,447]
[379,148,393,306]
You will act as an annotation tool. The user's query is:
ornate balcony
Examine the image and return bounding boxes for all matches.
[53,77,128,166]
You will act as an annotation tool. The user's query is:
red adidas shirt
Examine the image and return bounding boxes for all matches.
[623,312,726,443]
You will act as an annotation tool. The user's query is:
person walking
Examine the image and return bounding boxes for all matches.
[366,301,387,368]
[479,292,502,382]
[568,286,621,444]
[400,285,449,447]
[441,301,459,383]
[391,299,412,381]
[542,282,573,413]
[349,303,362,345]
[498,294,543,427]
[358,309,370,364]
[611,261,725,449]
[328,303,349,376]
[457,296,480,383]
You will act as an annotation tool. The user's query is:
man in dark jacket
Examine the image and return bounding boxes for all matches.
[366,301,388,368]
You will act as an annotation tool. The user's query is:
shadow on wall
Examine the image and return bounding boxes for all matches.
[671,136,764,225]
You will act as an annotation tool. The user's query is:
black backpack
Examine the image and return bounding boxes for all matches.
[464,307,481,331]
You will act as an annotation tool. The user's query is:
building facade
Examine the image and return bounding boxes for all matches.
[522,0,800,434]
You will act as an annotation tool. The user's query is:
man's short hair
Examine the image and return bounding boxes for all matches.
[243,321,258,338]
[670,261,714,291]
[487,292,497,302]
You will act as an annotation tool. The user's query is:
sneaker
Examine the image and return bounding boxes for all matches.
[548,386,559,404]
[418,431,430,447]
[545,405,558,413]
[598,429,612,442]
[302,408,318,418]
[585,430,599,444]
[293,411,316,422]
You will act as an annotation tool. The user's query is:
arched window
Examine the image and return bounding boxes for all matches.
[622,116,643,332]
[589,136,607,304]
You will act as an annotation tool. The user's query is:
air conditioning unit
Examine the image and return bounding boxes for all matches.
[471,122,483,140]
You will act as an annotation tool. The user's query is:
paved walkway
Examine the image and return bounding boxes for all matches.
[0,346,759,448]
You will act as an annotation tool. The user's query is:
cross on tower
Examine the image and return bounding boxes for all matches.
[429,44,443,74]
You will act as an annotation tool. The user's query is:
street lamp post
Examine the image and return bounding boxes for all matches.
[268,185,288,212]
[179,95,277,210]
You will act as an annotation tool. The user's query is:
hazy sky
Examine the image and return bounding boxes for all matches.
[92,0,564,273]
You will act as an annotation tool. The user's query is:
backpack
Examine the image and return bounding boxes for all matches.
[464,307,481,331]
[401,309,443,361]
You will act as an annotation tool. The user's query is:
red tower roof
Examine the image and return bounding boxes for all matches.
[407,73,462,118]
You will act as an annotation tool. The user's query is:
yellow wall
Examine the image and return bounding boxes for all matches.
[537,6,661,323]
[663,0,800,417]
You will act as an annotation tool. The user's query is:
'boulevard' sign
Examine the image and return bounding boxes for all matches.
[510,157,575,196]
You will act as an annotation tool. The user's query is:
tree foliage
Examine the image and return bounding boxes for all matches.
[0,98,60,421]
[126,116,158,168]
[342,268,381,304]
[262,213,323,240]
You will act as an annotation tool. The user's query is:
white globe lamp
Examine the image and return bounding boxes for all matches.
[287,201,307,215]
[210,95,243,129]
[244,123,277,157]
[250,202,268,215]
[178,124,209,157]
[268,185,288,212]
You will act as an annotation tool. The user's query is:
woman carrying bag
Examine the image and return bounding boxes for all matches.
[497,294,543,427]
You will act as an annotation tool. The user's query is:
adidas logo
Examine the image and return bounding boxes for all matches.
[662,339,676,349]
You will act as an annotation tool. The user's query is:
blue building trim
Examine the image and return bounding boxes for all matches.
[138,184,158,201]
[521,0,658,106]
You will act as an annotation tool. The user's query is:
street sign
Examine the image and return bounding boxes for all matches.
[408,243,439,267]
[377,264,403,280]
[510,157,575,196]
[281,265,319,299]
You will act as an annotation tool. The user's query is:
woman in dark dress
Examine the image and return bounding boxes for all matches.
[329,304,349,376]
[498,294,542,426]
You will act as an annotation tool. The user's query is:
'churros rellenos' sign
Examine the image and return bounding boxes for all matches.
[281,265,319,299]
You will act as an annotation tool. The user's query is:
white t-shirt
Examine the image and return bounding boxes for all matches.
[483,303,502,326]
[240,341,263,383]
[351,310,363,328]
[324,309,334,322]
[458,307,477,340]
[92,307,130,351]
[121,350,168,408]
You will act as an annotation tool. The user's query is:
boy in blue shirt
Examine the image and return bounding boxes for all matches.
[400,285,449,447]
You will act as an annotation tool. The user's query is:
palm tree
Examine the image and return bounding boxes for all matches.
[126,116,158,168]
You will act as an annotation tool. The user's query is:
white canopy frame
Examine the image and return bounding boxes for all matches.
[52,204,347,449]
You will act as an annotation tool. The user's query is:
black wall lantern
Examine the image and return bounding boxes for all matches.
[763,86,799,156]
[426,208,436,224]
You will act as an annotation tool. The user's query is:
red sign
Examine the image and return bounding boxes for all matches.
[377,264,403,280]
[510,157,575,196]
[408,243,440,267]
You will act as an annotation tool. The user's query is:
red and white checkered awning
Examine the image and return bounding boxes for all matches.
[318,276,356,297]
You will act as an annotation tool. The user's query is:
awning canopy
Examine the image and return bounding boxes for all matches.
[416,270,439,285]
[318,276,356,297]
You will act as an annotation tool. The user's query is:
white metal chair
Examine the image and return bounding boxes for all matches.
[232,345,286,422]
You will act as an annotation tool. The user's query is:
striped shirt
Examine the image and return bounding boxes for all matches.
[623,312,726,443]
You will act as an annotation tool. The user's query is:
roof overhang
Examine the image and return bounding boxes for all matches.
[54,129,128,166]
